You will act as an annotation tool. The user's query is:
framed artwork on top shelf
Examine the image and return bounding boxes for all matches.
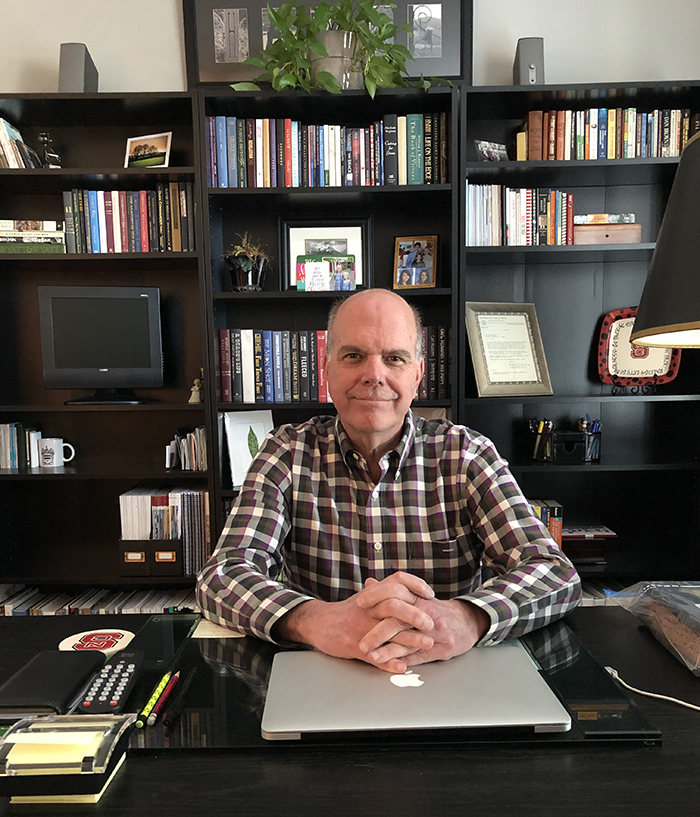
[182,0,473,88]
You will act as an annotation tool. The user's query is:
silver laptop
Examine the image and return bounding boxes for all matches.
[261,639,571,740]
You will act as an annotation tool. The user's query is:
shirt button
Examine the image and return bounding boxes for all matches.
[372,489,379,499]
[374,541,382,551]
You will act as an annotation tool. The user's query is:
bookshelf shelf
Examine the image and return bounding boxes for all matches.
[459,78,700,583]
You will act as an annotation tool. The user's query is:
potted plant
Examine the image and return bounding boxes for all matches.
[232,0,418,98]
[223,232,271,291]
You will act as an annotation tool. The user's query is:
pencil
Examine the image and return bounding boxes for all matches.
[162,666,197,727]
[147,671,180,726]
[135,671,171,728]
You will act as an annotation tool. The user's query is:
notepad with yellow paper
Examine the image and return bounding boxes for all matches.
[0,713,135,803]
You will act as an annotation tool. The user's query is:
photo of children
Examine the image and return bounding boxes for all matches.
[393,235,437,289]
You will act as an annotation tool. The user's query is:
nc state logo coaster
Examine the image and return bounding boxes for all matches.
[58,629,135,654]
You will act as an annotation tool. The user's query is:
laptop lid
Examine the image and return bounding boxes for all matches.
[261,640,571,740]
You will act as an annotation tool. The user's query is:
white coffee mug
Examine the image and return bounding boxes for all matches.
[38,438,76,468]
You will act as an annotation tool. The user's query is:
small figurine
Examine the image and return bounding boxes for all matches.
[38,132,62,168]
[188,377,203,403]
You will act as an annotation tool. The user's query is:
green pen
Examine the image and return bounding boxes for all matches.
[135,671,171,728]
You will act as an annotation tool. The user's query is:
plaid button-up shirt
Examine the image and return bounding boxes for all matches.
[197,412,581,644]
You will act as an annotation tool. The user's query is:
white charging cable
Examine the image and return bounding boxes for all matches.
[605,666,700,712]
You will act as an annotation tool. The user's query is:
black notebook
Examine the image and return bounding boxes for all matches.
[0,651,105,722]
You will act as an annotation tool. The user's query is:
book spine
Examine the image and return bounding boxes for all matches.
[290,331,300,401]
[262,118,271,188]
[246,118,256,187]
[423,113,433,184]
[253,329,265,402]
[281,330,292,403]
[226,116,238,187]
[230,328,243,402]
[236,118,247,187]
[255,119,265,187]
[215,116,228,188]
[262,329,274,402]
[406,113,424,184]
[131,191,141,252]
[103,191,115,253]
[283,118,293,187]
[308,329,318,402]
[397,116,407,185]
[62,191,77,253]
[317,330,328,402]
[298,330,310,401]
[88,190,100,253]
[240,329,255,403]
[218,329,232,402]
[272,330,284,402]
[168,182,181,252]
[139,189,150,251]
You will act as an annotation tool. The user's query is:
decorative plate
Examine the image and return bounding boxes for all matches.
[597,307,681,386]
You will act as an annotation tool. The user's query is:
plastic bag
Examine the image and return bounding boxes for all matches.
[612,581,700,675]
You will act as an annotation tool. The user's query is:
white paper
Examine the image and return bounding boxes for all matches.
[223,410,274,488]
[477,312,539,383]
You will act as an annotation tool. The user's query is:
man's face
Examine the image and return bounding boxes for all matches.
[325,292,423,450]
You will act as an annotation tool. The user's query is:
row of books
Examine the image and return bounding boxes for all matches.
[165,427,207,472]
[119,485,210,575]
[465,184,574,246]
[529,498,564,546]
[0,423,42,469]
[216,325,450,404]
[0,117,43,169]
[520,107,700,162]
[0,583,199,616]
[206,111,449,189]
[61,183,195,254]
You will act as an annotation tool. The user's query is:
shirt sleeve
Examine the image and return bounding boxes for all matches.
[455,434,582,645]
[196,434,316,642]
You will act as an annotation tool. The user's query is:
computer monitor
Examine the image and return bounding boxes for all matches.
[38,285,163,405]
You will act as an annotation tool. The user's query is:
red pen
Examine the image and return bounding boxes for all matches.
[147,671,180,726]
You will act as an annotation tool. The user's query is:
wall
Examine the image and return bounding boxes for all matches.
[0,0,699,92]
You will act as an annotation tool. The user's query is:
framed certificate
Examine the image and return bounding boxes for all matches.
[465,302,552,397]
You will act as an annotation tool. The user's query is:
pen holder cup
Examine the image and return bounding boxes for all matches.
[552,431,601,463]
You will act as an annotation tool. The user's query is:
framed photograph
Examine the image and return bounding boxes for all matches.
[183,0,278,87]
[123,132,172,169]
[393,235,437,289]
[182,0,473,87]
[223,409,274,488]
[280,217,372,290]
[465,302,553,397]
[388,0,472,80]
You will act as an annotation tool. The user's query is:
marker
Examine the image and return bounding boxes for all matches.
[135,671,171,728]
[162,667,197,728]
[147,671,180,726]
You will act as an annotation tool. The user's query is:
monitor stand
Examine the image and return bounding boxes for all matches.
[64,388,149,406]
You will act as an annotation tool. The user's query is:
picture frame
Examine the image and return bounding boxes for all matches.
[280,217,373,290]
[182,0,473,88]
[182,0,279,87]
[465,302,553,397]
[389,0,473,81]
[393,235,437,289]
[223,409,274,488]
[123,132,172,169]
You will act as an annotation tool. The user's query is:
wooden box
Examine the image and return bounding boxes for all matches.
[573,223,642,244]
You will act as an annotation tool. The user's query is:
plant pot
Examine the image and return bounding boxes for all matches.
[225,255,268,291]
[310,30,364,91]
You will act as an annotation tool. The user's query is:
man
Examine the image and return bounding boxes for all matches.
[197,290,581,674]
[403,241,422,267]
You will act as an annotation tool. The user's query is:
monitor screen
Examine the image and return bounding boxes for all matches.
[38,285,163,404]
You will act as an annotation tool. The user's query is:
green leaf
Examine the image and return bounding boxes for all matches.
[308,39,329,57]
[230,81,262,91]
[314,71,343,93]
[247,426,260,458]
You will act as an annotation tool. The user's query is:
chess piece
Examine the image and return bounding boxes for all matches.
[38,132,63,168]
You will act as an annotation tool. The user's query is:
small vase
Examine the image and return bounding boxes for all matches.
[310,30,364,91]
[225,256,268,291]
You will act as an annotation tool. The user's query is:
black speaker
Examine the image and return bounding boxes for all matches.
[513,37,544,85]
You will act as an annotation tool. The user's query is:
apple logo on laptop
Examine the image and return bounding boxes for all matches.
[390,670,424,688]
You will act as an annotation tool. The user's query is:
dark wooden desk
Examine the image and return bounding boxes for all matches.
[2,607,699,816]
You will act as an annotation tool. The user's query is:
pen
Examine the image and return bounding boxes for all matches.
[533,419,544,459]
[135,671,171,728]
[147,671,180,726]
[162,666,197,728]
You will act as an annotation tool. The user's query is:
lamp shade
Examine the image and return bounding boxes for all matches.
[631,132,700,347]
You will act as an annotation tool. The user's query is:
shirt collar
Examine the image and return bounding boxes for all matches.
[334,412,416,478]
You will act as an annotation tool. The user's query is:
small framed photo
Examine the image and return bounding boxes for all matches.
[124,132,172,169]
[280,217,372,290]
[393,236,437,289]
[465,302,552,397]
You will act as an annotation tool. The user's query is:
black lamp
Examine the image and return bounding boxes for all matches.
[631,132,700,348]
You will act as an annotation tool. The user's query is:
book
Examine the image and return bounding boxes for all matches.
[262,329,274,402]
[542,500,563,547]
[406,113,424,185]
[298,330,310,401]
[272,330,284,402]
[226,116,238,187]
[253,329,265,403]
[239,328,255,403]
[215,116,228,188]
[281,330,292,403]
[218,329,232,402]
[397,116,407,185]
